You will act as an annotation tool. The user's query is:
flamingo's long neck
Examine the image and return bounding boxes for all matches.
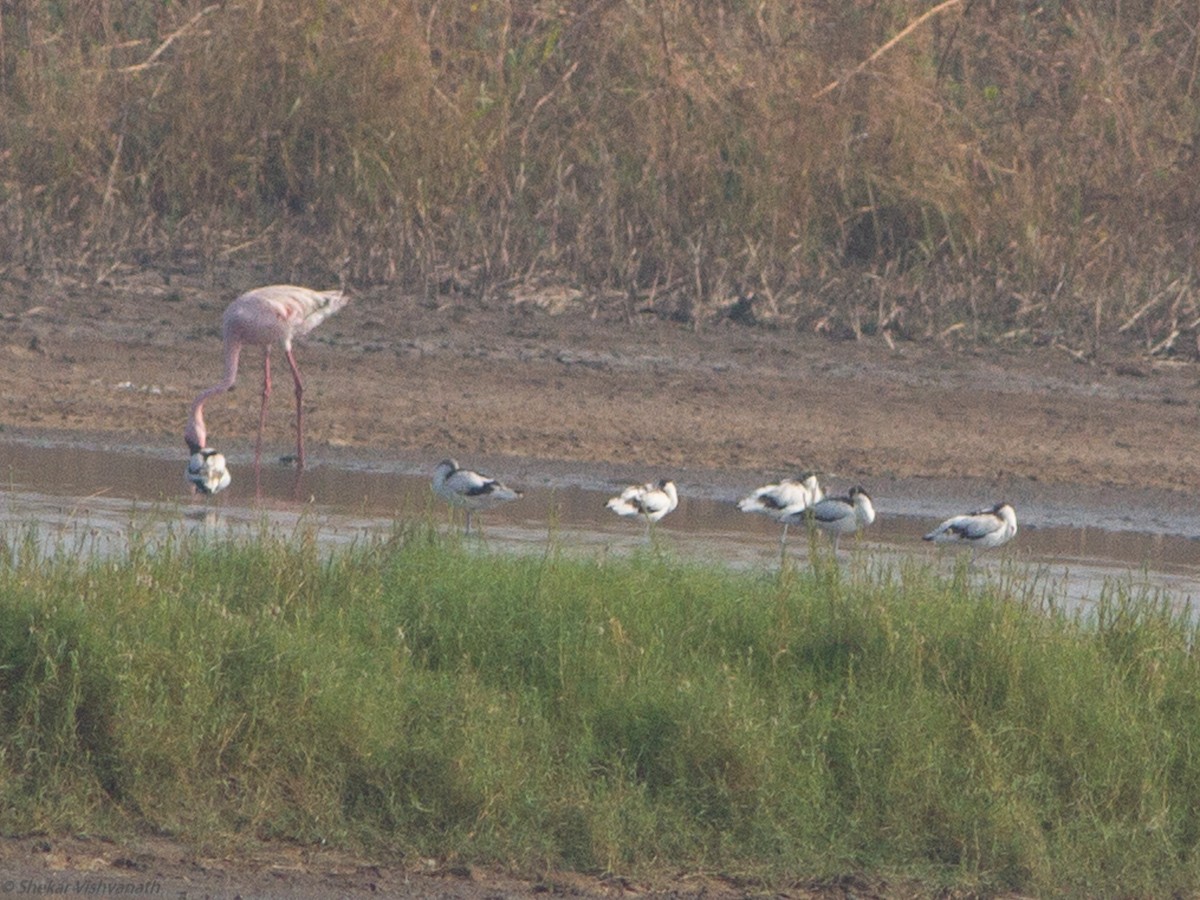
[185,340,242,452]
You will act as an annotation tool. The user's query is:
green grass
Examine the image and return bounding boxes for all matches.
[2,522,1200,895]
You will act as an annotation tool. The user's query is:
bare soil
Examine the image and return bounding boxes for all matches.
[2,268,1199,491]
[1,267,1198,896]
[0,831,925,899]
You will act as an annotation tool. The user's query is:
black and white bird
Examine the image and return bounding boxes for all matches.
[606,479,679,536]
[923,502,1017,558]
[432,458,523,533]
[782,485,876,554]
[737,472,823,550]
[187,447,231,496]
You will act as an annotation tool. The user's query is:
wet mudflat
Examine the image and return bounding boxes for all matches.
[4,435,1198,615]
[6,273,1200,614]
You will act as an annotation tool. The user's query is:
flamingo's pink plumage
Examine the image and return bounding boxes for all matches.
[185,284,348,470]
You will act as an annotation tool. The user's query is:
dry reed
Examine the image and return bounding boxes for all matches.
[0,1,1196,353]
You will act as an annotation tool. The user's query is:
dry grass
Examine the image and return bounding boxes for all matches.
[0,1,1197,353]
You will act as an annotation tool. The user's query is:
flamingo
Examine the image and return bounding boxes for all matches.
[737,472,823,551]
[432,458,524,534]
[783,485,876,554]
[923,502,1017,561]
[186,447,231,495]
[184,285,349,472]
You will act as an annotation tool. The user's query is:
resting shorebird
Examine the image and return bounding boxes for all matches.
[783,485,876,554]
[606,478,678,539]
[186,447,231,496]
[431,458,523,534]
[923,502,1017,559]
[737,472,823,550]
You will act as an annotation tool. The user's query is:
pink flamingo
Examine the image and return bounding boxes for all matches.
[185,284,349,471]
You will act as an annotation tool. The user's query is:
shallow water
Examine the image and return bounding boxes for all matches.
[2,436,1198,614]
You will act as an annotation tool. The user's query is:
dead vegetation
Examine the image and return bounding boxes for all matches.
[0,1,1198,356]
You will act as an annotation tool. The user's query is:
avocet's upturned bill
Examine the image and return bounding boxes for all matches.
[432,458,523,533]
[923,502,1017,553]
[187,447,231,496]
[782,485,876,553]
[606,479,679,524]
[737,472,823,550]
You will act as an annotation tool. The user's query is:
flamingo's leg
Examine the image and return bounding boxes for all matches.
[285,346,305,469]
[256,347,273,473]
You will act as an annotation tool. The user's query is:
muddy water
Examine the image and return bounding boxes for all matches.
[2,437,1198,613]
